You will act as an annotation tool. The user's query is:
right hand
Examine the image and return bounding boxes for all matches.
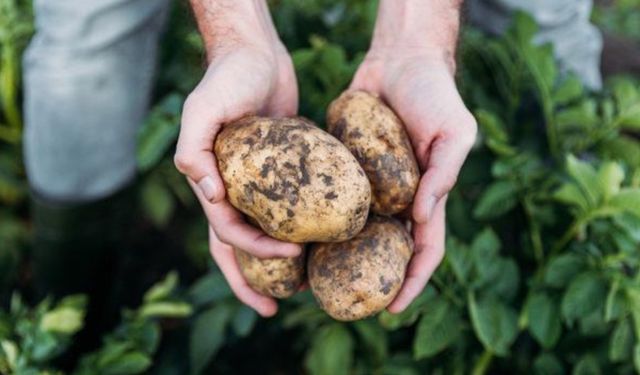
[175,41,301,317]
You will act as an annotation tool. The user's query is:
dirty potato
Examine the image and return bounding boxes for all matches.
[308,216,413,321]
[235,249,305,298]
[327,90,420,215]
[215,116,371,243]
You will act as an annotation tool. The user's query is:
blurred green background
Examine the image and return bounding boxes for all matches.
[1,0,640,374]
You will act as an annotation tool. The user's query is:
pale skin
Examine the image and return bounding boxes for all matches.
[177,0,477,317]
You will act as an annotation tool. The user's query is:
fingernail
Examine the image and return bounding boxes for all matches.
[425,195,437,220]
[198,176,218,202]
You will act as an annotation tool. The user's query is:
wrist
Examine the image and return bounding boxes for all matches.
[190,0,284,61]
[369,0,461,72]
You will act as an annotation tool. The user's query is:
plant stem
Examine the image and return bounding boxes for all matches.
[471,350,494,375]
[1,44,23,132]
[550,219,582,256]
[431,274,464,308]
[523,198,544,265]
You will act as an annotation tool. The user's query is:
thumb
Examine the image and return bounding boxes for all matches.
[174,95,226,203]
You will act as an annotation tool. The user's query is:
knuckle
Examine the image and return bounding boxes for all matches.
[216,228,232,246]
[173,152,196,174]
[458,113,478,148]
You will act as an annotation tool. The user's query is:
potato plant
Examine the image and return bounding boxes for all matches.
[0,0,639,374]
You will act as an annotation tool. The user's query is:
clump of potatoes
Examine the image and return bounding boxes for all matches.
[214,91,419,320]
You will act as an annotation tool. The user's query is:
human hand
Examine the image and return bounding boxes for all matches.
[177,0,300,316]
[350,0,477,313]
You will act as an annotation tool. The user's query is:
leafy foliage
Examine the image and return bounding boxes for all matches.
[0,273,191,375]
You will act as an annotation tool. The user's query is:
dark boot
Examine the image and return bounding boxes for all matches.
[31,185,135,351]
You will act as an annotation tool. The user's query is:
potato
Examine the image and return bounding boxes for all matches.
[215,116,371,242]
[327,91,420,215]
[308,215,413,321]
[235,249,305,298]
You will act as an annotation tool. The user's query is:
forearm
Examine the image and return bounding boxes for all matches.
[189,0,282,61]
[370,0,462,72]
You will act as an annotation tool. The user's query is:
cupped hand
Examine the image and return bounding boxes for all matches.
[175,43,300,316]
[350,51,477,313]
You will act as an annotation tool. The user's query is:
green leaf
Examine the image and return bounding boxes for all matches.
[572,355,601,375]
[476,109,508,142]
[490,258,520,301]
[188,272,233,308]
[566,155,602,206]
[231,305,257,338]
[614,213,640,242]
[554,183,590,214]
[0,341,17,370]
[578,309,607,336]
[470,229,503,288]
[468,292,518,356]
[605,279,628,322]
[144,272,178,303]
[96,342,133,369]
[139,302,192,319]
[600,136,640,167]
[413,299,461,359]
[283,305,328,329]
[102,352,152,375]
[305,324,354,375]
[31,331,61,361]
[553,76,584,105]
[609,318,633,363]
[556,99,598,129]
[526,293,561,349]
[378,287,434,330]
[619,103,640,131]
[561,272,606,324]
[610,189,640,217]
[544,254,584,288]
[137,94,182,172]
[473,180,519,220]
[613,79,639,112]
[141,179,175,228]
[635,343,640,373]
[353,319,388,363]
[598,162,625,202]
[381,354,420,375]
[471,228,501,258]
[628,288,640,339]
[40,307,85,334]
[512,12,538,47]
[190,304,233,375]
[445,239,473,286]
[533,353,564,375]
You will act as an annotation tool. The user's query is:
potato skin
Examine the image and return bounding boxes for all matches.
[235,249,305,298]
[215,116,371,242]
[308,216,413,321]
[327,91,420,215]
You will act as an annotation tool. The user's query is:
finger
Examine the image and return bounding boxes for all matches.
[209,227,278,317]
[174,94,226,204]
[388,196,447,313]
[189,179,301,258]
[412,117,476,224]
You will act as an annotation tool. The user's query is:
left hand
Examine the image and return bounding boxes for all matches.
[350,50,477,313]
